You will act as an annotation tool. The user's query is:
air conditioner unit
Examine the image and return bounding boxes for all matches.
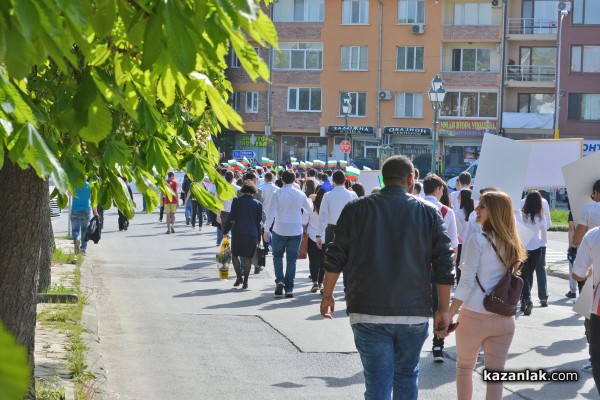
[557,1,571,12]
[491,0,501,7]
[411,24,425,34]
[378,90,392,101]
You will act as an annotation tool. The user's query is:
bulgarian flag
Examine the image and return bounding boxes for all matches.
[276,166,284,171]
[261,157,271,167]
[339,160,348,169]
[363,166,372,171]
[327,160,337,169]
[313,160,325,169]
[346,166,361,181]
[241,157,250,167]
[299,161,306,170]
[290,157,297,163]
[202,175,212,185]
[305,161,313,168]
[291,162,299,169]
[227,159,237,166]
[231,161,246,172]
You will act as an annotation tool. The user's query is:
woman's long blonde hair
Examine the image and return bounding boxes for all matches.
[480,191,527,272]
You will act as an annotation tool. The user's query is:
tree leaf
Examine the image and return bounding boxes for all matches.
[89,43,111,67]
[190,181,222,213]
[107,173,134,219]
[143,136,171,175]
[133,169,160,212]
[4,28,32,79]
[74,72,112,143]
[62,156,87,190]
[157,64,176,108]
[164,0,195,74]
[0,323,30,400]
[14,0,41,41]
[104,139,131,168]
[141,11,165,70]
[89,0,116,38]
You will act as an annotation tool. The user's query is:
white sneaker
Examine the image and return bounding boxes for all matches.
[582,363,593,373]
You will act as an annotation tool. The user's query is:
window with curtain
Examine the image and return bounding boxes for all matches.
[273,42,323,70]
[341,46,368,70]
[273,0,324,22]
[339,92,367,117]
[288,88,322,111]
[518,93,555,113]
[573,0,600,25]
[453,3,492,25]
[398,0,425,24]
[571,46,600,73]
[342,0,369,24]
[395,93,423,117]
[441,91,498,117]
[396,46,424,70]
[452,48,491,71]
[569,93,600,120]
[229,92,241,112]
[246,92,259,113]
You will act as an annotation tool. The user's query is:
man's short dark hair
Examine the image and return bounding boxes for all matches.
[240,180,258,195]
[282,170,295,184]
[423,173,445,195]
[307,169,316,177]
[225,171,234,182]
[593,179,600,194]
[414,168,420,180]
[381,156,413,184]
[264,172,273,182]
[326,170,333,177]
[167,172,175,178]
[458,171,472,186]
[243,172,257,182]
[414,181,422,194]
[332,170,346,185]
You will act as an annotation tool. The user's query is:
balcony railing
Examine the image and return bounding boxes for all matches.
[503,112,554,130]
[508,18,557,35]
[505,64,556,82]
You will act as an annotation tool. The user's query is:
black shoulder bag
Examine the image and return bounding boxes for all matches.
[475,234,524,316]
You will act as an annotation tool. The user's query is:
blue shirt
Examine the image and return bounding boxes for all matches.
[72,182,92,211]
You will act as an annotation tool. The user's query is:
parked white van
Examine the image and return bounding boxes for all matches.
[447,160,478,190]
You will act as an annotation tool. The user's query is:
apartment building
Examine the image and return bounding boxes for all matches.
[224,0,600,174]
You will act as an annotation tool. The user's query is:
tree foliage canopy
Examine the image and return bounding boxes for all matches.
[0,0,277,217]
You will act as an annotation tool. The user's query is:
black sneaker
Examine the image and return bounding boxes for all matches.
[433,347,445,363]
[186,217,190,225]
[565,291,577,299]
[285,293,294,298]
[310,283,319,293]
[540,299,548,307]
[274,283,284,296]
[523,301,533,316]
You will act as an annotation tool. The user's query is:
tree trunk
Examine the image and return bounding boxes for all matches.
[38,196,53,293]
[0,152,49,399]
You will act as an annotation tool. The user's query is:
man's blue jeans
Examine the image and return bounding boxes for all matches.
[272,232,302,293]
[71,209,91,252]
[185,200,192,220]
[351,322,429,400]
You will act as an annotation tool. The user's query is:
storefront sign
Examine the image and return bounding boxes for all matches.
[439,120,497,136]
[240,134,268,147]
[327,126,375,135]
[384,127,431,136]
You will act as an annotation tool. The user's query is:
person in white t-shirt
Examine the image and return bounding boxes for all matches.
[450,171,472,211]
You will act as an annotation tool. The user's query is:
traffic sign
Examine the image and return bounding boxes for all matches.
[340,140,352,154]
[232,150,256,159]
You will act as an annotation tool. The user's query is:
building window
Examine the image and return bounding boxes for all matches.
[342,0,369,24]
[288,88,322,112]
[452,49,491,72]
[229,91,241,112]
[568,93,600,121]
[453,3,492,25]
[395,92,423,118]
[273,0,324,22]
[340,92,367,117]
[441,91,498,118]
[246,92,259,113]
[573,0,600,25]
[341,46,368,70]
[228,50,241,68]
[398,0,425,24]
[273,42,323,70]
[396,46,424,71]
[517,93,555,113]
[571,46,600,73]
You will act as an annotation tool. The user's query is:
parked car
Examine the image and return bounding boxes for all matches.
[442,164,467,181]
[352,157,378,170]
[447,160,478,189]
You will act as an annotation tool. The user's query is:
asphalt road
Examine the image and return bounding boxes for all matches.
[51,196,598,399]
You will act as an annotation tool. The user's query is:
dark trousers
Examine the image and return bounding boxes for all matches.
[590,314,600,394]
[118,210,128,230]
[324,224,339,286]
[431,274,444,349]
[159,205,164,221]
[578,279,592,359]
[455,243,462,284]
[520,247,542,303]
[190,200,203,228]
[307,238,324,284]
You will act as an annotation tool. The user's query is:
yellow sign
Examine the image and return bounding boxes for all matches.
[439,120,497,136]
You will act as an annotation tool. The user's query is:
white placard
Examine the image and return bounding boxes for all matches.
[573,278,593,319]
[472,134,532,209]
[358,170,383,194]
[516,220,536,247]
[521,138,583,188]
[562,150,600,223]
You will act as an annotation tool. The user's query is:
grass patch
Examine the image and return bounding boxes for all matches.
[52,248,83,266]
[42,284,77,295]
[551,209,569,225]
[36,371,66,400]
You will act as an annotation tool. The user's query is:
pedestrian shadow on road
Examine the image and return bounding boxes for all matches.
[544,313,585,327]
[504,368,590,400]
[532,337,588,357]
[166,261,214,270]
[173,288,224,298]
[304,372,363,388]
[271,382,305,389]
[171,246,217,251]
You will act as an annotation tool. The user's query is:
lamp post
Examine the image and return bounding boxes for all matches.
[554,9,568,139]
[342,93,353,161]
[427,75,446,175]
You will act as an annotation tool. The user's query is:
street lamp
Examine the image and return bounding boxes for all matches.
[554,9,568,139]
[342,93,353,161]
[427,75,446,174]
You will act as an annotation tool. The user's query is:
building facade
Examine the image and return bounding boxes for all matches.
[224,0,600,174]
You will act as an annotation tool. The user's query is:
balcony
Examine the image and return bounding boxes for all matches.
[502,112,554,130]
[443,25,501,41]
[505,64,556,88]
[507,18,557,40]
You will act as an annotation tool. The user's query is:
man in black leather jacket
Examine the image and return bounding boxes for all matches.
[320,155,454,400]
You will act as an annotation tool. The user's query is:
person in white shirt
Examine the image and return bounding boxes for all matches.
[454,189,475,284]
[264,170,313,298]
[572,226,600,392]
[259,172,278,221]
[302,187,327,293]
[217,171,240,246]
[516,191,548,315]
[423,173,459,363]
[450,171,472,211]
[443,191,527,400]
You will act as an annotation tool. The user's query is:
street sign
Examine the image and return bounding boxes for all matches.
[340,140,352,154]
[232,150,256,159]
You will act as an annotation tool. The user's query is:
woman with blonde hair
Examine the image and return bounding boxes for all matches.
[444,190,527,400]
